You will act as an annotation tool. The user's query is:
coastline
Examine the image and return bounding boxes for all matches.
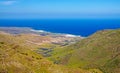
[0,27,84,38]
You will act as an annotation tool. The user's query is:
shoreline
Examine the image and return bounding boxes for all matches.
[0,27,84,38]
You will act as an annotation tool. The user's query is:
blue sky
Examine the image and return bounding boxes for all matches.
[0,0,120,19]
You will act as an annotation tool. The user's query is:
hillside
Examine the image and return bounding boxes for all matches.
[0,31,99,73]
[1,28,119,73]
[49,29,120,73]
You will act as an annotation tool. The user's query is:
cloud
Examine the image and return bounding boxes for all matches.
[0,1,17,5]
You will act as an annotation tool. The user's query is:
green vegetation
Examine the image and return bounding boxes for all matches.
[49,29,120,73]
[1,29,119,73]
[0,31,95,73]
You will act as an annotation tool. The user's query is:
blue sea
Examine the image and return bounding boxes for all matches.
[0,19,120,36]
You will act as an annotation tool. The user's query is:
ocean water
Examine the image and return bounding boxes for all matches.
[0,19,120,36]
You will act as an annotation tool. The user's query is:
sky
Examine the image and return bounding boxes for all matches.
[0,0,120,19]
